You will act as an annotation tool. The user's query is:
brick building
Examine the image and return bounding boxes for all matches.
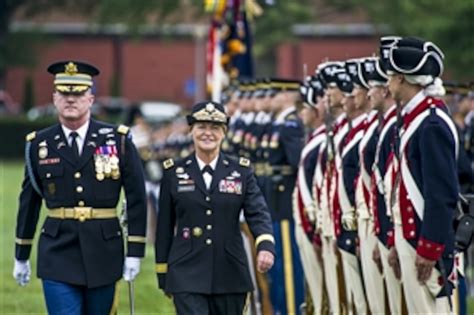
[6,20,382,111]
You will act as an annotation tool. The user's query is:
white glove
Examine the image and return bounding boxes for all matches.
[306,203,316,223]
[13,259,31,286]
[123,257,141,282]
[342,211,358,231]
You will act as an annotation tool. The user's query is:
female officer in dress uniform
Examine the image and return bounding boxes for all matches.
[155,101,275,315]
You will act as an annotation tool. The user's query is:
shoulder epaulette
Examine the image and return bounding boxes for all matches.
[26,131,36,142]
[117,125,130,135]
[163,158,175,170]
[239,157,250,167]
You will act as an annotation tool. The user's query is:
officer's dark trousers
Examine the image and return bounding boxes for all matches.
[42,279,115,315]
[173,292,247,315]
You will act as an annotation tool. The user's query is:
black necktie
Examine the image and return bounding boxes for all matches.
[202,165,214,175]
[70,131,80,161]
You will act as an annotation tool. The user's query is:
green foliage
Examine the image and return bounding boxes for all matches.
[22,75,35,113]
[252,1,313,75]
[330,0,474,79]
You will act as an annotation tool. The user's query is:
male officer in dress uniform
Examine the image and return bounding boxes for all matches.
[294,76,327,314]
[155,101,275,315]
[13,61,147,314]
[386,37,458,313]
[264,78,305,315]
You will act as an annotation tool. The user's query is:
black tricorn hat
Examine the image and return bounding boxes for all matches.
[186,101,228,126]
[299,78,314,107]
[345,58,370,89]
[386,37,444,77]
[317,61,344,86]
[363,57,388,86]
[379,36,402,71]
[334,68,353,95]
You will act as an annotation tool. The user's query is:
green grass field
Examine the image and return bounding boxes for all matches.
[0,160,175,314]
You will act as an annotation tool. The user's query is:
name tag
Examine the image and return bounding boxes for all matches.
[39,158,61,165]
[219,179,242,195]
[178,185,195,192]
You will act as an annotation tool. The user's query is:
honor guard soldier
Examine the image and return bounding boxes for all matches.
[13,61,147,314]
[316,61,347,315]
[386,37,459,313]
[349,57,389,314]
[334,61,368,314]
[294,76,327,314]
[263,78,305,315]
[369,39,404,314]
[155,101,275,315]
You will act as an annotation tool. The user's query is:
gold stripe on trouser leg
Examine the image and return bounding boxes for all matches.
[281,219,296,315]
[241,222,273,315]
[109,281,120,315]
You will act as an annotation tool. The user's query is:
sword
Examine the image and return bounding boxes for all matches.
[128,280,135,315]
[121,199,136,315]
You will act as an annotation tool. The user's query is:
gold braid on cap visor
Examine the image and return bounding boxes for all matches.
[192,106,227,123]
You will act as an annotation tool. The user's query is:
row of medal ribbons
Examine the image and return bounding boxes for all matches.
[94,145,120,181]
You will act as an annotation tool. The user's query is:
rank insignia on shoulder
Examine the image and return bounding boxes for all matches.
[26,131,36,142]
[239,157,250,167]
[163,158,174,169]
[117,125,130,135]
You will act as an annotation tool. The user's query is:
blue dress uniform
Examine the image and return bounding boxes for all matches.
[14,61,147,315]
[264,79,305,315]
[387,38,459,313]
[155,101,275,315]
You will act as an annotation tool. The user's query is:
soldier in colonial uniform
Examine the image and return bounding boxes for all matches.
[334,61,368,314]
[12,61,147,314]
[155,101,275,315]
[349,57,388,314]
[262,78,305,315]
[316,61,347,315]
[368,39,404,314]
[386,37,458,313]
[294,76,327,314]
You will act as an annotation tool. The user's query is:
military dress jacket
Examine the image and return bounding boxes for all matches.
[265,107,304,220]
[336,114,366,253]
[357,110,379,219]
[155,153,275,294]
[15,119,147,288]
[372,105,397,247]
[294,125,326,241]
[395,92,458,262]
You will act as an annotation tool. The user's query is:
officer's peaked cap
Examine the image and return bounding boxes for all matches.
[47,60,99,94]
[187,101,228,126]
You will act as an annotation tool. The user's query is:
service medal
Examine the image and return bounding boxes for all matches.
[111,169,120,180]
[96,173,105,181]
[38,147,48,159]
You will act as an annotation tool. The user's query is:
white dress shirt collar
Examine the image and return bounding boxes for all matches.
[61,120,90,154]
[196,154,219,171]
